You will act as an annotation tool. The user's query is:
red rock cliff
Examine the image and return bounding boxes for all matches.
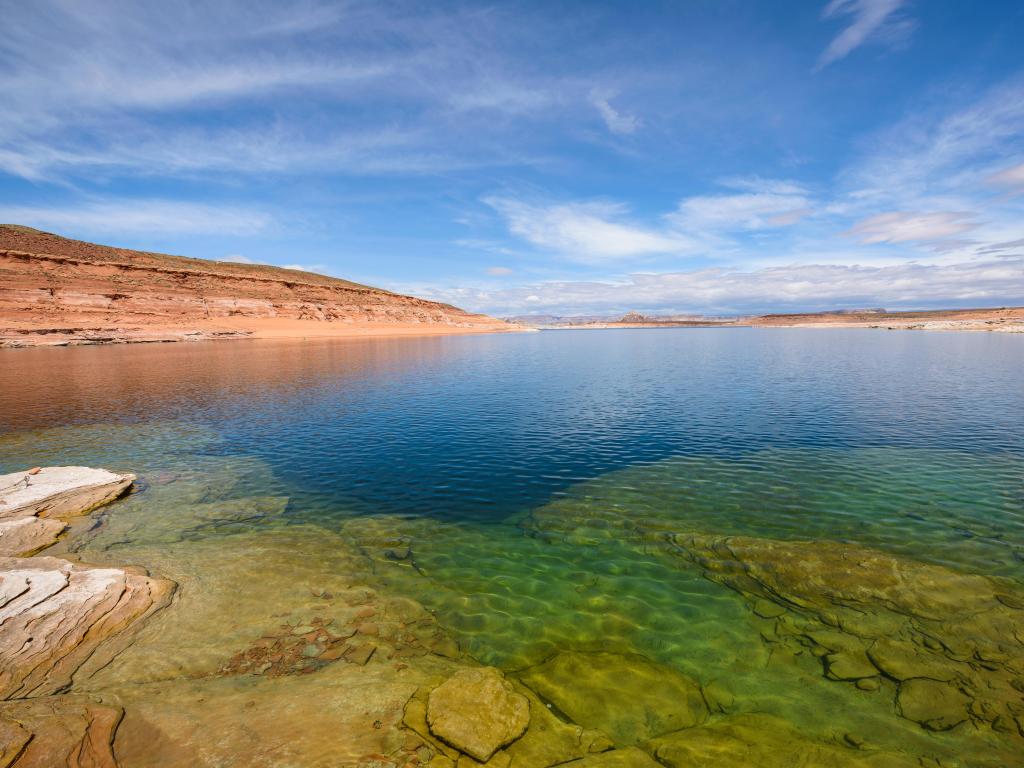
[0,225,514,346]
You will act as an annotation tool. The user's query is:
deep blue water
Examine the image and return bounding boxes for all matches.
[3,328,1022,523]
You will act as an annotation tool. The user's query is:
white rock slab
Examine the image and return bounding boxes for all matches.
[0,466,134,520]
[0,516,68,557]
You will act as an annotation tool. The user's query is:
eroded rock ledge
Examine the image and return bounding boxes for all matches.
[0,467,134,556]
[0,466,174,768]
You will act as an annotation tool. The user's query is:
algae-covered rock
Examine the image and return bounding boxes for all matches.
[647,713,920,768]
[896,678,970,731]
[427,667,530,761]
[519,651,707,745]
[668,532,1024,742]
[565,746,662,766]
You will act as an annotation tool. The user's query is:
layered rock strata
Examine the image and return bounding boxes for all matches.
[0,466,174,767]
[0,226,514,347]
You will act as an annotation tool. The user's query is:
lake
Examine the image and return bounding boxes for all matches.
[2,328,1023,766]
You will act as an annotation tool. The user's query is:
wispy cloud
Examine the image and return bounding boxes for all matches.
[0,199,273,236]
[672,178,813,231]
[987,162,1024,193]
[589,91,641,135]
[484,197,694,262]
[845,211,980,244]
[817,0,912,69]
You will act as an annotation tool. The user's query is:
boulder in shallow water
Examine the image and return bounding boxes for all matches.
[519,651,708,745]
[427,667,530,762]
[647,712,920,768]
[896,678,970,731]
[0,466,134,519]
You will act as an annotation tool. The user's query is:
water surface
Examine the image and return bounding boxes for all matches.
[2,329,1022,766]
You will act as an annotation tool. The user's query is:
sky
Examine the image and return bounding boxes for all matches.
[1,0,1023,317]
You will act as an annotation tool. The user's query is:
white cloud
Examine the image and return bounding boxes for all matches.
[0,199,273,236]
[484,197,694,261]
[845,211,980,244]
[817,0,911,69]
[672,179,812,231]
[425,258,1024,316]
[221,254,256,264]
[486,266,514,276]
[845,78,1024,203]
[590,91,641,135]
[987,162,1024,192]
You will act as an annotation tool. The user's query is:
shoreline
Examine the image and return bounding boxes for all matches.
[526,307,1024,334]
[0,319,530,349]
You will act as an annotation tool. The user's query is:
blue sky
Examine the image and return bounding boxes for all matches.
[1,0,1023,316]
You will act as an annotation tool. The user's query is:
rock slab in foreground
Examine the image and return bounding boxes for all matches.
[0,695,122,768]
[0,556,175,699]
[427,667,530,762]
[0,466,135,520]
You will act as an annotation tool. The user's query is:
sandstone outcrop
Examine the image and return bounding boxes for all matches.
[427,668,530,761]
[0,466,134,556]
[0,556,174,699]
[0,465,174,768]
[0,695,123,768]
[0,466,134,520]
[0,225,515,347]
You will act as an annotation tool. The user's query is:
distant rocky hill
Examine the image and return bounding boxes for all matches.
[0,225,514,346]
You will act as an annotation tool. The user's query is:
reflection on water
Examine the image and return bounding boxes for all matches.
[1,330,1023,766]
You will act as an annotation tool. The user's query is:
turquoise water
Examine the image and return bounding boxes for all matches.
[2,329,1023,766]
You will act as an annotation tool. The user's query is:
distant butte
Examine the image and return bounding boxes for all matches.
[0,225,520,347]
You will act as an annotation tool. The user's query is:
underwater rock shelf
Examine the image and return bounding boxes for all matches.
[669,533,1024,742]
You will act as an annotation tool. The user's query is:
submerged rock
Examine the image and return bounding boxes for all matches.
[895,678,971,731]
[427,667,530,762]
[667,533,1024,742]
[647,713,920,767]
[518,651,707,745]
[0,695,123,768]
[0,466,134,519]
[563,746,662,766]
[0,555,175,698]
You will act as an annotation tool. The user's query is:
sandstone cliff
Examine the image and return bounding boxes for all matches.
[0,225,514,346]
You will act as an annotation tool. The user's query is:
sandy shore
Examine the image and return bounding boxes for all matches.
[0,317,527,348]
